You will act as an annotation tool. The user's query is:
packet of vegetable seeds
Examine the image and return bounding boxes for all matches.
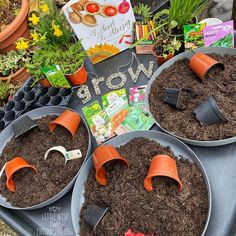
[203,20,234,48]
[41,65,70,88]
[82,101,115,144]
[184,23,206,50]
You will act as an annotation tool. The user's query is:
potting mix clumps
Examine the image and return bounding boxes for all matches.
[149,54,236,141]
[80,137,208,235]
[0,115,89,207]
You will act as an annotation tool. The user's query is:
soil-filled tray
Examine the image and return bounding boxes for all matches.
[0,106,91,210]
[71,131,211,235]
[146,47,236,146]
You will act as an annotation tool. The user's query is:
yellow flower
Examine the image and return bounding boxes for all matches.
[52,20,63,37]
[40,3,49,13]
[29,14,40,25]
[31,30,40,41]
[40,33,47,40]
[16,38,29,50]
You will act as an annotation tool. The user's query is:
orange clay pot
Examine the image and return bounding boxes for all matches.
[93,144,128,185]
[5,157,37,192]
[152,42,174,65]
[65,63,88,86]
[0,67,30,85]
[144,155,183,192]
[39,78,52,87]
[49,110,81,137]
[189,52,224,81]
[0,0,30,53]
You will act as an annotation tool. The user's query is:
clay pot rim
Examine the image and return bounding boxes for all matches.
[0,67,27,82]
[0,0,29,42]
[84,2,101,15]
[65,62,84,76]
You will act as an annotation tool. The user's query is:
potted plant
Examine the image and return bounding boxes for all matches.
[152,35,181,65]
[0,50,31,85]
[0,0,30,53]
[133,3,152,21]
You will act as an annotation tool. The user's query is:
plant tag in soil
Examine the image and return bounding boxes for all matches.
[0,163,6,178]
[82,101,115,144]
[203,20,234,48]
[41,65,71,88]
[184,23,206,50]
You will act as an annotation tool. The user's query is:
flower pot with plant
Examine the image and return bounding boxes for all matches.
[152,35,181,65]
[0,0,30,53]
[0,50,31,85]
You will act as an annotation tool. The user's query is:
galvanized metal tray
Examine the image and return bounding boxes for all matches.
[0,106,91,210]
[145,47,236,146]
[71,130,212,235]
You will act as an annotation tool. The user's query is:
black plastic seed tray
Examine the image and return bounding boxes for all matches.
[0,84,41,132]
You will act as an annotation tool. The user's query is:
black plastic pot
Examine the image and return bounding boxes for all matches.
[163,88,192,110]
[194,96,228,125]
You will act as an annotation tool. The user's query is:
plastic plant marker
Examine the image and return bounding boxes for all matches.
[44,146,82,164]
[189,52,224,81]
[49,110,81,137]
[13,116,38,138]
[144,155,183,192]
[82,204,109,230]
[93,144,128,185]
[0,163,6,179]
[5,157,37,192]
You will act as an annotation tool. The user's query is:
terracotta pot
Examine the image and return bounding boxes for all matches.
[144,155,183,192]
[93,144,128,185]
[49,110,81,137]
[0,0,30,53]
[39,78,52,87]
[152,43,174,65]
[189,52,224,81]
[5,157,37,192]
[0,67,30,85]
[65,63,88,85]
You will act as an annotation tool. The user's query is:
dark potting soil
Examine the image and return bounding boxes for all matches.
[149,54,236,141]
[0,0,21,31]
[80,137,208,235]
[0,116,89,207]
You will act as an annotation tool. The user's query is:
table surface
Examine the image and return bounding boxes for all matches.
[0,49,236,236]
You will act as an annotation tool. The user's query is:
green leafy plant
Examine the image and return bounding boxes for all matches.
[153,35,181,58]
[26,40,86,83]
[0,79,20,103]
[133,3,152,21]
[0,50,30,77]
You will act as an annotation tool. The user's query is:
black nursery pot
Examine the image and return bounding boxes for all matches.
[194,96,228,125]
[163,88,192,110]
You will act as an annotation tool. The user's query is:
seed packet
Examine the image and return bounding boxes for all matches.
[102,89,130,131]
[82,101,115,144]
[129,85,146,110]
[203,20,234,48]
[115,107,154,135]
[184,23,206,50]
[41,65,70,88]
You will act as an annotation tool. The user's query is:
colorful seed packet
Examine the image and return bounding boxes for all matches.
[203,20,234,48]
[129,85,146,110]
[184,23,206,50]
[41,65,71,88]
[82,101,114,144]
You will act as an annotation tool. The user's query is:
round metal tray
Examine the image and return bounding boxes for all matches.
[71,130,212,235]
[145,47,236,147]
[0,106,91,210]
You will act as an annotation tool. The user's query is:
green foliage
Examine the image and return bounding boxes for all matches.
[153,9,170,25]
[0,50,30,77]
[154,35,181,58]
[133,3,152,21]
[0,79,19,101]
[27,40,86,82]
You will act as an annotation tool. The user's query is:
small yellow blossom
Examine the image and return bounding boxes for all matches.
[31,30,40,41]
[29,14,40,25]
[52,20,63,37]
[40,33,47,40]
[40,3,49,13]
[16,38,29,50]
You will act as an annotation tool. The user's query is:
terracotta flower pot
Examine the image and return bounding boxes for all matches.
[65,63,88,86]
[144,155,183,192]
[93,144,128,185]
[189,52,224,81]
[152,43,174,65]
[0,67,30,85]
[49,110,81,137]
[5,157,37,192]
[0,0,30,53]
[39,78,52,87]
